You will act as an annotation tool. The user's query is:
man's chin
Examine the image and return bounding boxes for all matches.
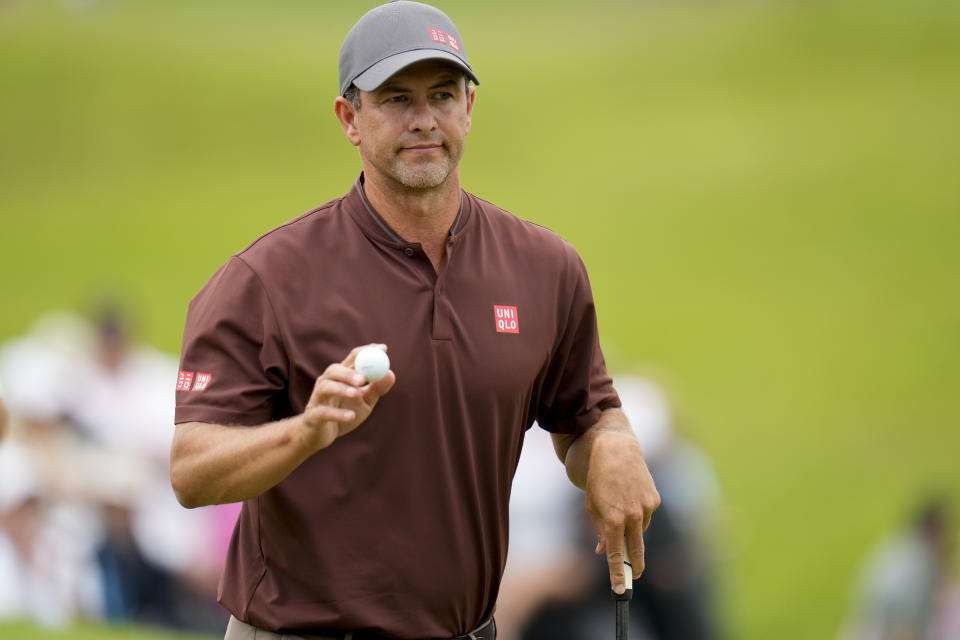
[394,165,453,189]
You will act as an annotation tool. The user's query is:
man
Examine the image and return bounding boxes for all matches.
[170,2,660,639]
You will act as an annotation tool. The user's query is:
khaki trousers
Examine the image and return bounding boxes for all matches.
[224,615,496,640]
[225,615,352,640]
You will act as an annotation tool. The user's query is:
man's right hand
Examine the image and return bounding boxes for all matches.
[299,344,396,453]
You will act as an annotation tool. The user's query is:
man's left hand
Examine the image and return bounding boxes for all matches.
[555,408,660,595]
[585,428,660,594]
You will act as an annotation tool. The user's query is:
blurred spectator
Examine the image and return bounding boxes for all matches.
[619,377,721,640]
[494,426,596,640]
[933,580,960,640]
[0,380,8,440]
[0,414,103,627]
[840,497,955,640]
[0,308,238,633]
[497,375,722,640]
[0,315,102,626]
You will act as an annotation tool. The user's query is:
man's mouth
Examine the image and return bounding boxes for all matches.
[400,143,443,152]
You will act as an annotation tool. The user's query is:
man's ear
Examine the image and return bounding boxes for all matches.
[334,96,362,147]
[465,85,476,135]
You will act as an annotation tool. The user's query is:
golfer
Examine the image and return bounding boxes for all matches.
[171,2,659,639]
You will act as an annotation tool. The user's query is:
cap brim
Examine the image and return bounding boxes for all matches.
[351,49,480,93]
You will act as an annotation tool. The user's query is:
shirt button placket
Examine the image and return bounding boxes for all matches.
[432,240,454,341]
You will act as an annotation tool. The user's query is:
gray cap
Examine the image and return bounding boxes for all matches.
[339,1,479,96]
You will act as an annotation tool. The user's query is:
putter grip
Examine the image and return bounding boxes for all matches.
[612,560,634,601]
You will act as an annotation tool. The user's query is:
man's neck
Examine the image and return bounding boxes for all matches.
[361,168,462,269]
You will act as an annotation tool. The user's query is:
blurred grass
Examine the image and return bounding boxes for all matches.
[1,0,959,638]
[0,619,214,639]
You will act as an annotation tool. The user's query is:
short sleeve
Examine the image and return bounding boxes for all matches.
[535,251,620,435]
[175,257,288,426]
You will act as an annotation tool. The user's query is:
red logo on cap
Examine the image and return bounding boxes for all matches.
[176,371,194,391]
[429,28,460,52]
[494,306,519,334]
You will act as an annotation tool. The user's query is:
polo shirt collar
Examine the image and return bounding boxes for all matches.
[344,173,473,248]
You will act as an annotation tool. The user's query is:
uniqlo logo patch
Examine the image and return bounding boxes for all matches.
[494,305,519,334]
[192,373,212,391]
[429,28,460,52]
[176,371,194,391]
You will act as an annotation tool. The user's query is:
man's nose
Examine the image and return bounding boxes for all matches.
[407,99,438,132]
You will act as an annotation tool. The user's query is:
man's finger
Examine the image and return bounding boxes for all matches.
[321,363,367,387]
[363,369,396,400]
[340,345,366,367]
[313,380,361,401]
[342,343,386,368]
[626,524,646,578]
[605,533,628,595]
[304,404,356,424]
[308,373,363,408]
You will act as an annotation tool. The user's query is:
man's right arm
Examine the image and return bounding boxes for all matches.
[170,345,395,508]
[171,417,319,508]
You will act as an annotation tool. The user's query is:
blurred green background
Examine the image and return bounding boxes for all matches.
[1,0,958,638]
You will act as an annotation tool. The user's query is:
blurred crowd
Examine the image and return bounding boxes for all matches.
[0,306,237,633]
[839,497,960,640]
[496,375,725,640]
[1,309,958,640]
[496,376,960,640]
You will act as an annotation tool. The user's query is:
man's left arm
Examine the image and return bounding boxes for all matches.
[552,407,660,594]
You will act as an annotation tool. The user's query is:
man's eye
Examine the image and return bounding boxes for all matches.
[388,95,407,103]
[434,92,453,100]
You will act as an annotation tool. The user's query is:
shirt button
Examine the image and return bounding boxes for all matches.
[403,247,415,257]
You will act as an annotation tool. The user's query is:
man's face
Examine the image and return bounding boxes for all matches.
[346,60,475,190]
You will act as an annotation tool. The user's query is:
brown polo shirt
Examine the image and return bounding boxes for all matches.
[175,176,619,638]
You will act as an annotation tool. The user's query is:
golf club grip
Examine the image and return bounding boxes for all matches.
[612,539,633,638]
[612,558,634,600]
[616,598,630,640]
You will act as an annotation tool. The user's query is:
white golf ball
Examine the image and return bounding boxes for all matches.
[354,346,390,382]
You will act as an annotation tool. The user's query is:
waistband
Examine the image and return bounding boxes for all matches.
[225,615,496,640]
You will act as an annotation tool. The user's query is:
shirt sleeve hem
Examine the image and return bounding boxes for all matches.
[541,398,622,436]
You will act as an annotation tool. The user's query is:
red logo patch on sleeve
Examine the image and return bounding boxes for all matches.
[192,373,212,391]
[176,371,194,391]
[494,305,519,334]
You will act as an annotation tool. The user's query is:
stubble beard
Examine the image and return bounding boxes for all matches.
[386,141,464,190]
